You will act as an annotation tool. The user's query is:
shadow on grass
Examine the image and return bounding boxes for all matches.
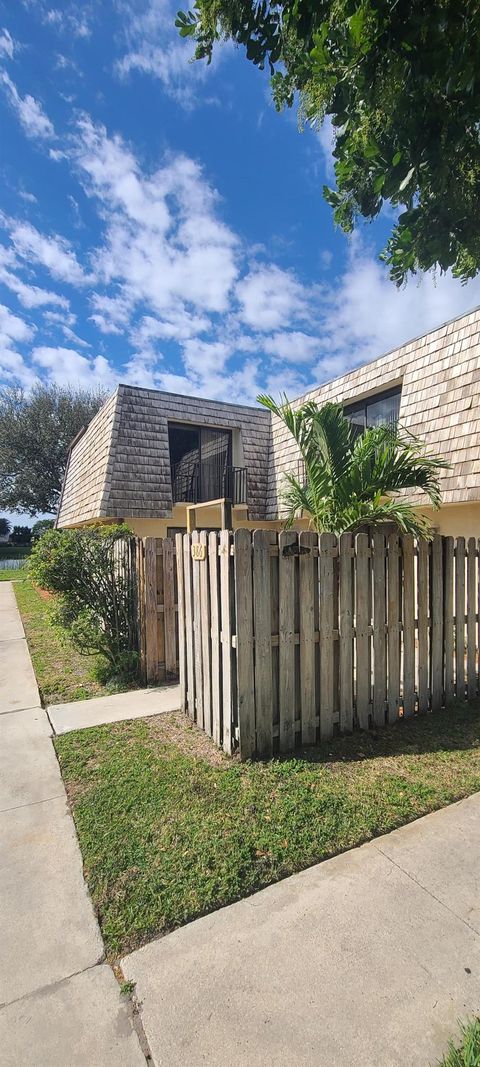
[283,700,480,768]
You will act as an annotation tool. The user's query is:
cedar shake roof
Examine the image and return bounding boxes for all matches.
[57,304,480,527]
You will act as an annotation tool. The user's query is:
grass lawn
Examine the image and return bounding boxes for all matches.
[0,564,28,581]
[438,1018,480,1066]
[15,579,134,704]
[56,701,480,960]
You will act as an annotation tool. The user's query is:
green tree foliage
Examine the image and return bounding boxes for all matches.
[29,525,139,680]
[0,383,108,516]
[177,1,480,283]
[32,519,55,541]
[10,525,32,545]
[0,517,11,537]
[258,395,447,536]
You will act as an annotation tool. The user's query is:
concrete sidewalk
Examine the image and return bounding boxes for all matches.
[0,583,146,1065]
[49,681,180,734]
[123,793,480,1067]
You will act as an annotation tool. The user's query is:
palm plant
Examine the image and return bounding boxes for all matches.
[258,395,448,538]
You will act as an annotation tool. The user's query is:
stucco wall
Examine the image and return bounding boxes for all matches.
[420,502,480,539]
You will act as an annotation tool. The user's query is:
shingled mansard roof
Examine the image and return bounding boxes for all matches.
[57,304,480,527]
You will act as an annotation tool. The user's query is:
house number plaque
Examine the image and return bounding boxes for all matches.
[191,543,207,561]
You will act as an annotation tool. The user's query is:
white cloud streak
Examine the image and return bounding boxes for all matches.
[1,72,55,140]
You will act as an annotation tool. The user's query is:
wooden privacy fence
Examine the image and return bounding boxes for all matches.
[176,529,480,759]
[136,537,179,684]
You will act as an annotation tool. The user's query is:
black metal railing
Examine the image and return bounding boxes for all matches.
[171,461,247,505]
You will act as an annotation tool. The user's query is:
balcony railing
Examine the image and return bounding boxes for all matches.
[171,461,247,505]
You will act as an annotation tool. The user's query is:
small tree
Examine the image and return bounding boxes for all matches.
[29,525,139,680]
[10,525,32,545]
[258,396,448,537]
[32,519,54,541]
[0,517,11,538]
[0,382,108,516]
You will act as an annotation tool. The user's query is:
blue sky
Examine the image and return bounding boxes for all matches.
[1,0,480,419]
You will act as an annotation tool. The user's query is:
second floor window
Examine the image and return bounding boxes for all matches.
[344,386,401,436]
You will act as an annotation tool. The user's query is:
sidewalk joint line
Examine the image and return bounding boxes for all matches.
[0,959,106,1012]
[0,793,65,815]
[0,703,44,717]
[373,842,480,937]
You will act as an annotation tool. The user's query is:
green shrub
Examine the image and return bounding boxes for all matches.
[29,525,139,682]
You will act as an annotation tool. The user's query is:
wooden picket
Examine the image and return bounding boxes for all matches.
[174,531,479,760]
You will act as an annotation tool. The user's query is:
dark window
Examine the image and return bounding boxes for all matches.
[344,386,401,435]
[169,423,241,503]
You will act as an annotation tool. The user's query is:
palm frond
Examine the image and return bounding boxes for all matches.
[258,392,447,536]
[351,424,448,507]
[341,498,435,539]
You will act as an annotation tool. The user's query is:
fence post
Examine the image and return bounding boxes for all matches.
[252,530,273,757]
[372,532,387,727]
[431,535,444,713]
[299,530,318,743]
[191,530,204,730]
[402,536,415,718]
[355,533,370,729]
[200,529,212,736]
[443,537,455,705]
[466,537,477,701]
[135,537,146,684]
[163,538,177,682]
[278,531,297,752]
[417,539,429,713]
[144,536,159,684]
[219,529,234,754]
[209,532,222,747]
[387,533,400,724]
[455,537,466,700]
[234,529,255,759]
[319,533,336,740]
[175,534,186,712]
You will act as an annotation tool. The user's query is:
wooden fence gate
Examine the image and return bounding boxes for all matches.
[136,537,179,684]
[176,529,480,759]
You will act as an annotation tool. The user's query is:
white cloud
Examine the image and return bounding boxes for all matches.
[7,220,87,286]
[115,0,219,107]
[317,115,336,181]
[3,103,480,407]
[0,244,70,309]
[236,265,313,331]
[0,27,14,59]
[74,120,239,314]
[1,72,55,140]
[43,6,92,38]
[263,331,321,363]
[0,304,36,387]
[31,346,117,388]
[0,302,34,344]
[0,346,37,387]
[312,238,480,382]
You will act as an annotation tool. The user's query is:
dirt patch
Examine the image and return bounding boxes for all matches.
[34,585,54,601]
[146,710,234,767]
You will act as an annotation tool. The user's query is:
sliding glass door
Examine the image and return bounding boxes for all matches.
[169,424,232,502]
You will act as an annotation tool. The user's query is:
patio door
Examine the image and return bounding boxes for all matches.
[199,427,232,501]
